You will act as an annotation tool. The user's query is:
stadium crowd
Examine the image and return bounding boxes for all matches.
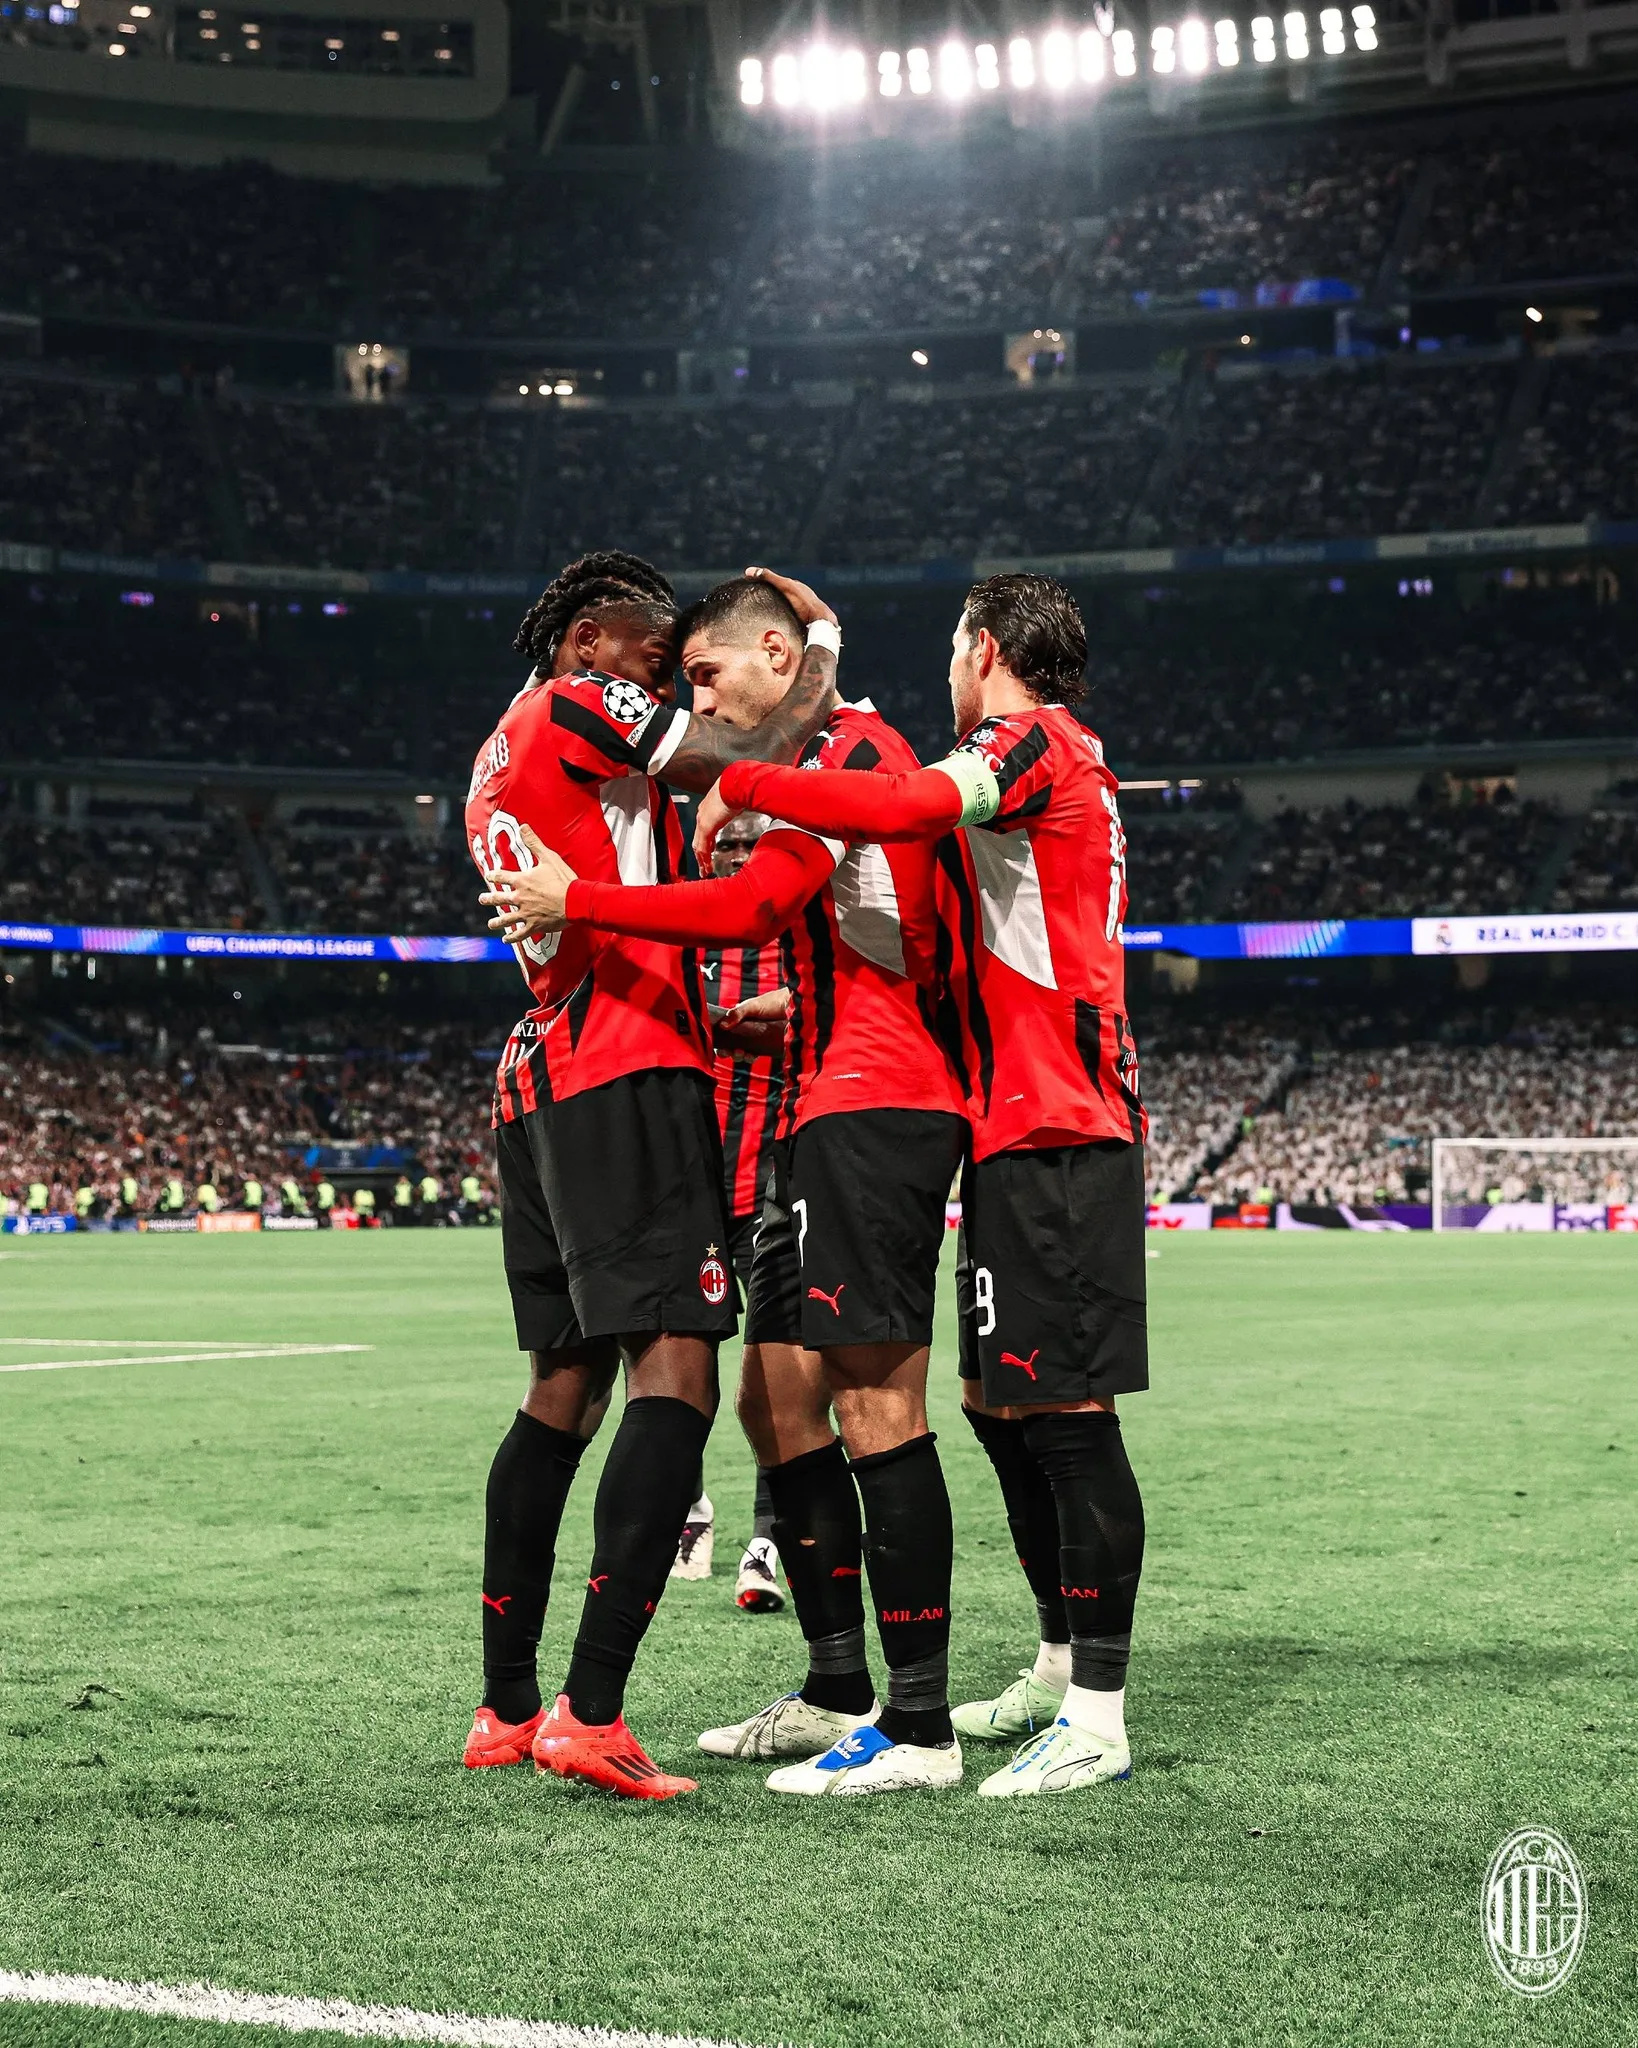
[7,344,1638,577]
[7,790,1638,935]
[0,1016,497,1221]
[7,109,1635,342]
[1227,792,1563,920]
[1192,1018,1638,1207]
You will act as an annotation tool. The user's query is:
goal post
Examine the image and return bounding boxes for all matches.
[1430,1136,1638,1232]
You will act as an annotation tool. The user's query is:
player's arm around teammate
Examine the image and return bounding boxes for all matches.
[486,575,974,1799]
[686,574,1151,1801]
[463,554,841,1798]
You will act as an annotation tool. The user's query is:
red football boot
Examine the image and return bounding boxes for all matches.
[531,1694,697,1800]
[462,1703,546,1768]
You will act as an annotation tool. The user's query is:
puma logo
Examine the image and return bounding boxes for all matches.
[1001,1349,1040,1380]
[831,1565,862,1578]
[586,1574,608,1593]
[481,1593,511,1615]
[807,1282,846,1315]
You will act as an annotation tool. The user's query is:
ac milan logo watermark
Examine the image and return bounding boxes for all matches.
[1482,1826,1587,1997]
[698,1246,729,1306]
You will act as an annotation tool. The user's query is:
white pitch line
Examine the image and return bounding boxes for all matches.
[1,1337,227,1345]
[0,1344,374,1374]
[0,1972,755,2048]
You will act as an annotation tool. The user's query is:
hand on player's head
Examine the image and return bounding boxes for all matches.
[745,566,838,630]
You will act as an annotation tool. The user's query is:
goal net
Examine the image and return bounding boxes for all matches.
[1430,1137,1638,1232]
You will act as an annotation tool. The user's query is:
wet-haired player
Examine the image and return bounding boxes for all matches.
[462,552,838,1799]
[693,572,1149,1799]
[487,571,972,1799]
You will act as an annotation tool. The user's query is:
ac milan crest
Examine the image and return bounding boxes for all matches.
[698,1245,729,1305]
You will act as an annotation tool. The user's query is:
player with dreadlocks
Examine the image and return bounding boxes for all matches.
[462,552,840,1799]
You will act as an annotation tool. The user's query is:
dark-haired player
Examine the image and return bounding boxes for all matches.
[461,552,838,1799]
[487,572,971,1798]
[695,572,1149,1799]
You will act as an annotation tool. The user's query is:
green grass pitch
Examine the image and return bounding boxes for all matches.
[0,1228,1634,2048]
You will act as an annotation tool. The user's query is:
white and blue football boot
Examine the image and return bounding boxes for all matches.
[975,1716,1132,1798]
[765,1720,963,1796]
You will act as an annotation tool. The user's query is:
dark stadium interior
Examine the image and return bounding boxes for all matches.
[5,64,1638,1224]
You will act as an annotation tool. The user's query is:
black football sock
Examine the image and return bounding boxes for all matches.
[562,1396,714,1727]
[764,1440,872,1714]
[851,1433,954,1748]
[481,1411,591,1726]
[1022,1410,1145,1693]
[751,1466,777,1543]
[964,1406,1069,1647]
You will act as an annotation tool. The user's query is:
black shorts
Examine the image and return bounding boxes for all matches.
[726,1209,761,1313]
[497,1067,737,1352]
[745,1109,967,1350]
[956,1138,1148,1407]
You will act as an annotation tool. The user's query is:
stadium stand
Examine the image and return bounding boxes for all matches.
[1192,1019,1638,1207]
[1494,349,1638,527]
[0,1019,496,1218]
[1163,359,1514,546]
[822,382,1175,563]
[1227,794,1563,919]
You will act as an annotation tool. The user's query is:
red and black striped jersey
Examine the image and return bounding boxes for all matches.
[770,702,965,1140]
[935,705,1145,1161]
[465,669,709,1121]
[706,939,784,1221]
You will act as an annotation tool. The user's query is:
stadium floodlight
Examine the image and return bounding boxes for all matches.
[1150,25,1176,73]
[739,56,763,104]
[800,44,837,108]
[975,40,1001,86]
[1351,2,1377,46]
[1284,9,1310,56]
[1111,26,1137,72]
[911,348,930,366]
[553,380,574,396]
[1077,27,1106,80]
[772,51,800,103]
[839,46,867,100]
[1251,13,1277,57]
[107,38,126,51]
[1008,35,1036,85]
[1042,29,1075,87]
[1180,18,1210,70]
[907,45,932,92]
[518,384,529,395]
[1526,304,1544,322]
[939,39,973,97]
[878,48,902,94]
[1319,6,1346,52]
[1215,18,1239,63]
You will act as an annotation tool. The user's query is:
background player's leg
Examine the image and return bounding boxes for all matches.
[739,1341,870,1711]
[1021,1407,1145,1750]
[559,1334,718,1728]
[477,1344,616,1741]
[829,1346,955,1750]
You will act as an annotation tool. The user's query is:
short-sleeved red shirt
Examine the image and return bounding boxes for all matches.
[465,669,709,1115]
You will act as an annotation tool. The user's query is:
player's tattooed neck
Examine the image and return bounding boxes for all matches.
[660,647,838,794]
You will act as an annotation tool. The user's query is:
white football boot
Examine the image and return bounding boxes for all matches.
[765,1721,963,1796]
[670,1497,714,1581]
[733,1536,786,1612]
[697,1691,874,1761]
[975,1717,1132,1797]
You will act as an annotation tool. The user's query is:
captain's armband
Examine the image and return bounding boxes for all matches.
[931,751,1001,827]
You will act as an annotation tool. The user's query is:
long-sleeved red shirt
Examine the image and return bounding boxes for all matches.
[566,700,965,1137]
[716,708,1145,1161]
